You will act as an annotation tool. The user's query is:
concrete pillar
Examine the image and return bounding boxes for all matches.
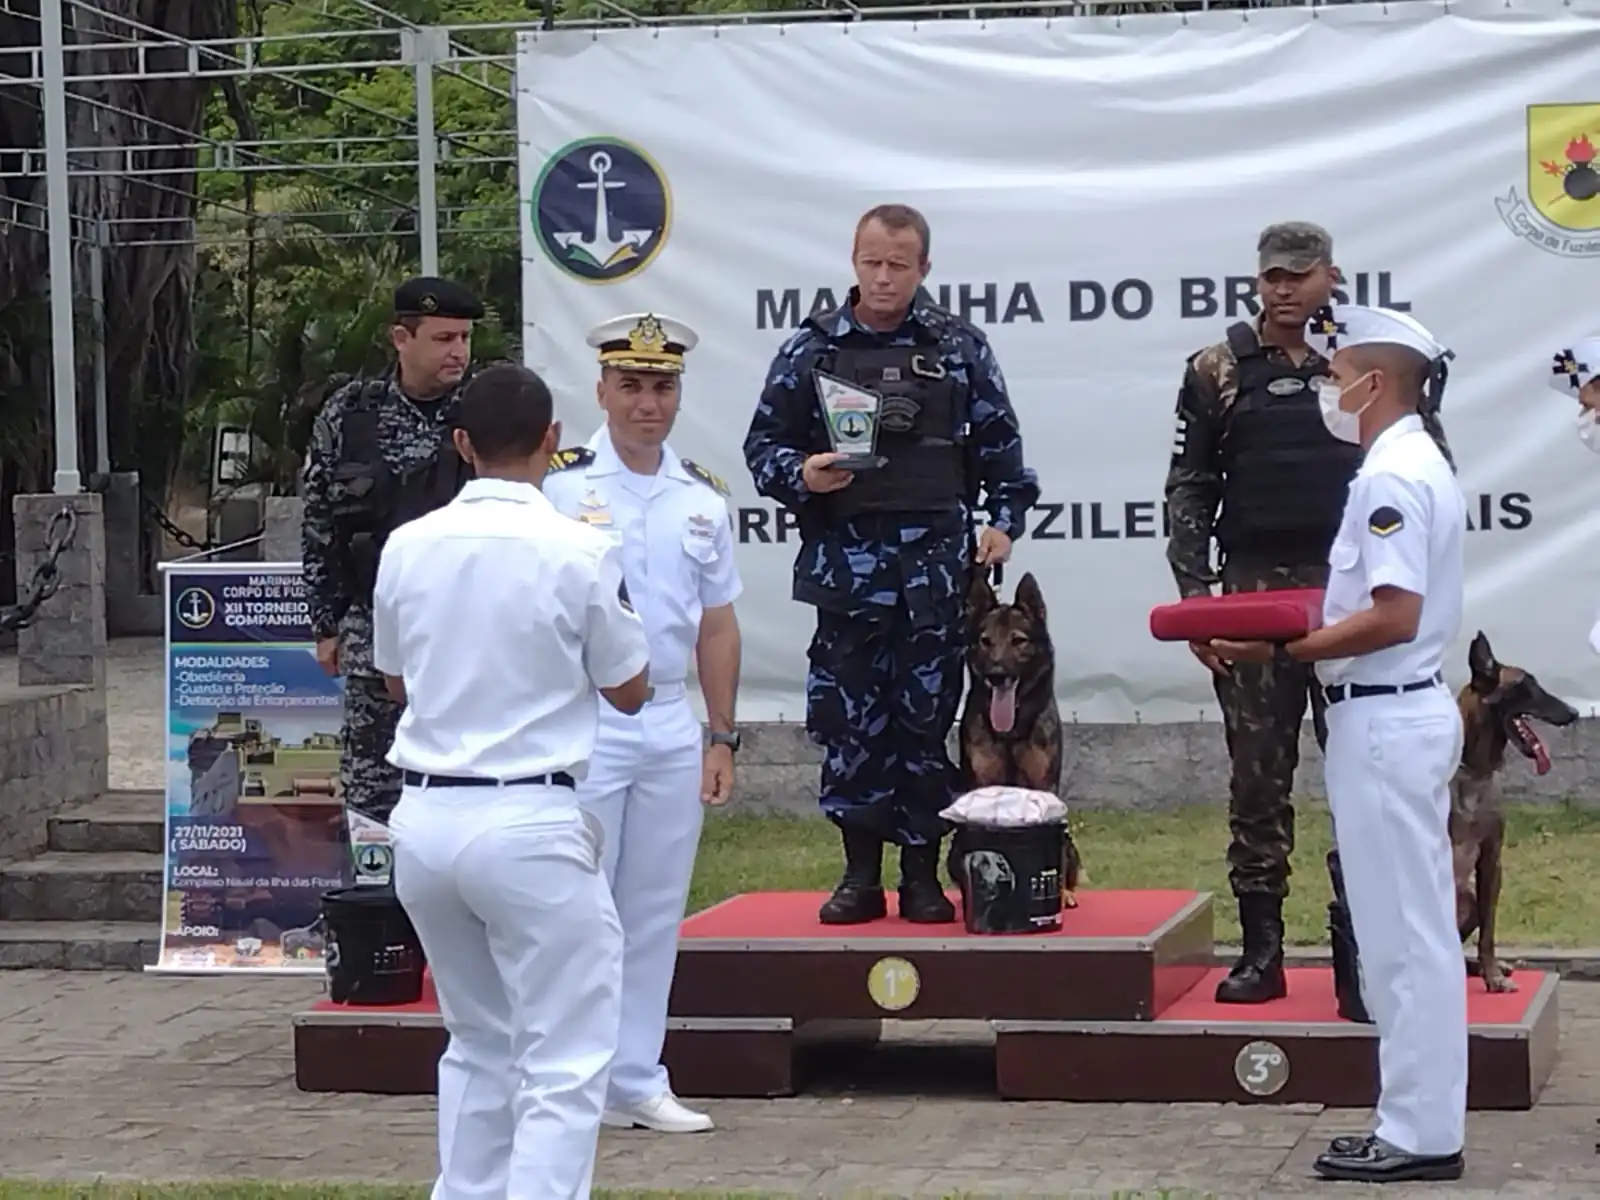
[215,492,264,563]
[12,492,108,689]
[102,470,144,636]
[262,496,305,564]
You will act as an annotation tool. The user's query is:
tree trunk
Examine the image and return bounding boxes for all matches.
[0,0,237,588]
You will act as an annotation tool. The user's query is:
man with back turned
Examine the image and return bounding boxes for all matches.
[1164,223,1356,1004]
[743,203,1040,925]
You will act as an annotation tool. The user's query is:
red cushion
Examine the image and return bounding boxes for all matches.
[1149,588,1326,643]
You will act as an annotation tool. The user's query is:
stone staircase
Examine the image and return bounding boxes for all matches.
[0,790,161,969]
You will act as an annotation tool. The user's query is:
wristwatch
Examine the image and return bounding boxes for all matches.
[709,730,742,752]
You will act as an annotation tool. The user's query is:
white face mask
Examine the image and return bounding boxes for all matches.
[1316,374,1374,445]
[1577,408,1600,456]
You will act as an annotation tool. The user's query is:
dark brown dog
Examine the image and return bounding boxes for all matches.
[956,569,1081,905]
[1452,632,1578,991]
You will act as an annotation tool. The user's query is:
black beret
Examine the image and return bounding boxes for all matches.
[393,276,485,321]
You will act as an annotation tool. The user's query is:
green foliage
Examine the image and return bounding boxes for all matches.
[189,0,535,492]
[196,0,824,490]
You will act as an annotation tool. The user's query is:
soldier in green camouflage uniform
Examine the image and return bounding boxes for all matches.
[1164,224,1351,1004]
[300,277,482,878]
[1167,226,1457,1011]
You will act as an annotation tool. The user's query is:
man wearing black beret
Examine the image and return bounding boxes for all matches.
[300,275,485,880]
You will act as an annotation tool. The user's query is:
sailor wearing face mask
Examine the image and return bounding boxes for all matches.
[1212,304,1469,1183]
[1550,337,1600,652]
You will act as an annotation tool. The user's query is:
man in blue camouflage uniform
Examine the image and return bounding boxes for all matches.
[743,204,1039,925]
[300,276,482,883]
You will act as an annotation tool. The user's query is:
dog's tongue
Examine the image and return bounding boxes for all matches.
[989,680,1018,734]
[1517,718,1552,775]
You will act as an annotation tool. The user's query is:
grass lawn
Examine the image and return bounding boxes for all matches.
[691,801,1600,947]
[0,1188,1213,1200]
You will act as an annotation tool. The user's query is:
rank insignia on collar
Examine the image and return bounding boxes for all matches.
[682,457,730,497]
[1554,350,1585,388]
[550,447,595,472]
[1367,505,1404,537]
[1308,305,1346,350]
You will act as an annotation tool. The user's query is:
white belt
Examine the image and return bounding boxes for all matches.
[647,680,687,704]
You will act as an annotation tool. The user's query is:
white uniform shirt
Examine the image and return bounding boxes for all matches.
[1317,414,1466,688]
[372,477,650,780]
[541,427,743,689]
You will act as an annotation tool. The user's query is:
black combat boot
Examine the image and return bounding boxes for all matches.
[1215,893,1288,1003]
[1327,849,1373,1024]
[818,828,887,925]
[897,841,956,924]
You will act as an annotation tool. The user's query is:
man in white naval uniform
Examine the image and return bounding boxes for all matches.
[1213,305,1468,1184]
[1548,336,1600,653]
[543,312,744,1135]
[373,362,653,1198]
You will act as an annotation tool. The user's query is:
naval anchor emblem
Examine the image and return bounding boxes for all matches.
[532,138,673,284]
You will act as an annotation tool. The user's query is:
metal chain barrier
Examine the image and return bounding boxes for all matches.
[141,490,264,554]
[0,506,79,634]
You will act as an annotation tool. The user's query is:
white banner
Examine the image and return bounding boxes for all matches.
[514,1,1600,723]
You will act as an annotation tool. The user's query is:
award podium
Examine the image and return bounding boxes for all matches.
[292,887,1559,1108]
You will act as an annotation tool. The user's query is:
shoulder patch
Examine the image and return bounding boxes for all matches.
[1367,505,1404,537]
[1189,341,1233,378]
[549,447,595,472]
[682,457,730,497]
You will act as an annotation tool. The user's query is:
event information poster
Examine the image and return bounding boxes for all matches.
[148,563,351,975]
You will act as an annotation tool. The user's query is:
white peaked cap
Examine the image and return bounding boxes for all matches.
[1306,304,1449,362]
[585,312,699,374]
[1549,336,1600,397]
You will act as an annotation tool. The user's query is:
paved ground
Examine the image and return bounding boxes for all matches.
[104,636,165,792]
[0,969,1597,1195]
[0,636,1596,1195]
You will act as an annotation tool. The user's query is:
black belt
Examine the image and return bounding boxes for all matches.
[1323,673,1442,706]
[402,770,575,790]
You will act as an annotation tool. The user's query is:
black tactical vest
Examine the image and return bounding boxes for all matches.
[811,328,966,519]
[326,380,472,594]
[1214,323,1363,564]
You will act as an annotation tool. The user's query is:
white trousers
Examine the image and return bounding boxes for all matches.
[390,783,623,1200]
[1323,685,1467,1157]
[578,688,705,1109]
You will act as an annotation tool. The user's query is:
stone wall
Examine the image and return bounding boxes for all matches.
[731,717,1600,815]
[0,684,108,863]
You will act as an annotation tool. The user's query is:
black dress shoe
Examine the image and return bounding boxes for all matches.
[1325,1134,1374,1156]
[1313,1136,1464,1183]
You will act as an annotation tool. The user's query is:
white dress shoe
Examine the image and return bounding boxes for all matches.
[601,1091,714,1133]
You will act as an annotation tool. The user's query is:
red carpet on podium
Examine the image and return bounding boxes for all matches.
[681,888,1200,940]
[1162,966,1543,1025]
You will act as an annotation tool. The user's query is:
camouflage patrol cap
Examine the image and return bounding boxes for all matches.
[1257,222,1334,274]
[393,276,485,321]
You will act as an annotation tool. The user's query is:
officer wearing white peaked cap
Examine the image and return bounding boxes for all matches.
[543,311,744,1136]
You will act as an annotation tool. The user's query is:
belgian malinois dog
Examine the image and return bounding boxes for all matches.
[955,569,1081,905]
[1452,632,1578,991]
